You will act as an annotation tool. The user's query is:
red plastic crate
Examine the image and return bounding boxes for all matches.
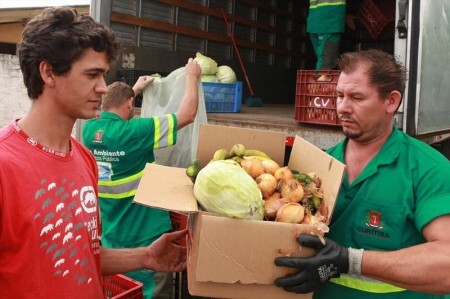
[357,0,396,39]
[295,70,341,126]
[103,274,143,299]
[169,211,188,247]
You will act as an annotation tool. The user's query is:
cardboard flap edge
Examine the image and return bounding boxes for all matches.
[133,163,198,212]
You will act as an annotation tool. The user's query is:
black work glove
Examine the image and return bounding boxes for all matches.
[274,235,349,294]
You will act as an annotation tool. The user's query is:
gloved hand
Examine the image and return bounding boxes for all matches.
[274,235,349,294]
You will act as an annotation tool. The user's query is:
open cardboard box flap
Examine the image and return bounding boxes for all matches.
[134,164,197,212]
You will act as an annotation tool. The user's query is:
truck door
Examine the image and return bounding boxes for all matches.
[394,0,450,140]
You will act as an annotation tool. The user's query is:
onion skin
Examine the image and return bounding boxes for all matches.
[302,208,320,224]
[275,202,305,223]
[262,160,280,175]
[274,166,293,181]
[241,158,265,179]
[263,197,289,220]
[256,173,278,198]
[318,201,328,221]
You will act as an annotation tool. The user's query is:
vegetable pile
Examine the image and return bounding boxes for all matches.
[194,52,237,84]
[186,144,329,226]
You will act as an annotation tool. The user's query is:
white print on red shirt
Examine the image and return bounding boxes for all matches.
[34,179,100,286]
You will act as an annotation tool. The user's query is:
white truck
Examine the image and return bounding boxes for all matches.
[90,0,450,155]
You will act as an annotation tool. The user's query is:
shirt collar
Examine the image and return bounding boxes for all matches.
[339,125,403,186]
[99,111,122,120]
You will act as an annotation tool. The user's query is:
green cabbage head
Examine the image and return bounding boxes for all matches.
[201,75,219,82]
[194,52,218,75]
[217,65,237,83]
[193,160,264,220]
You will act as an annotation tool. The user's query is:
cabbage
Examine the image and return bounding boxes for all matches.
[217,65,237,83]
[201,75,219,82]
[194,52,218,75]
[193,160,264,220]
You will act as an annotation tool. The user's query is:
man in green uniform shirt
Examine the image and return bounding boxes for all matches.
[307,0,346,70]
[82,58,201,298]
[274,49,450,298]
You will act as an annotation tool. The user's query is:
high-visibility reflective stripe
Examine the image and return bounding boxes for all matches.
[154,117,161,149]
[99,189,137,199]
[310,0,345,9]
[98,169,144,199]
[168,114,175,146]
[331,274,406,293]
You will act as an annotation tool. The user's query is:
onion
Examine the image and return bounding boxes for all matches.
[278,178,304,203]
[267,191,281,200]
[263,197,289,220]
[261,160,280,175]
[240,158,265,179]
[275,202,305,223]
[255,173,278,198]
[274,166,293,181]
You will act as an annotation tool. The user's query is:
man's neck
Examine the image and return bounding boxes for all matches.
[18,104,75,153]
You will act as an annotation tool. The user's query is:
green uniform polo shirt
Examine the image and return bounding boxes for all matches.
[82,112,178,248]
[313,126,450,299]
[307,0,346,34]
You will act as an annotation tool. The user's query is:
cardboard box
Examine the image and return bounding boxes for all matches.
[134,124,345,299]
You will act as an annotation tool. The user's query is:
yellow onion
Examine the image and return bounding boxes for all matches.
[261,159,280,175]
[266,191,281,200]
[275,202,305,223]
[241,158,265,179]
[264,197,289,220]
[255,173,278,198]
[278,178,304,203]
[274,166,293,181]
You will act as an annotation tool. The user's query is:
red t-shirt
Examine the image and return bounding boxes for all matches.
[0,121,103,298]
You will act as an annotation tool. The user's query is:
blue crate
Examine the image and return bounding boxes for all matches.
[202,81,242,113]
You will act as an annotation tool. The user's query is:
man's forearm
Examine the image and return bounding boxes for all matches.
[100,246,146,276]
[176,75,199,129]
[362,241,450,294]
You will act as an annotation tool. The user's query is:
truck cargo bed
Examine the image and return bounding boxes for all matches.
[206,104,344,150]
[136,104,344,150]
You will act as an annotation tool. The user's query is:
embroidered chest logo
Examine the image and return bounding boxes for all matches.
[366,210,384,230]
[357,209,390,239]
[93,130,103,143]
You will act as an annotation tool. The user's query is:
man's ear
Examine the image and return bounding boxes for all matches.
[386,90,402,114]
[127,97,134,109]
[39,61,55,87]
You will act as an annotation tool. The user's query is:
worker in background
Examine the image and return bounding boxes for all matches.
[82,61,201,299]
[307,0,346,70]
[274,49,450,298]
[0,7,188,298]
